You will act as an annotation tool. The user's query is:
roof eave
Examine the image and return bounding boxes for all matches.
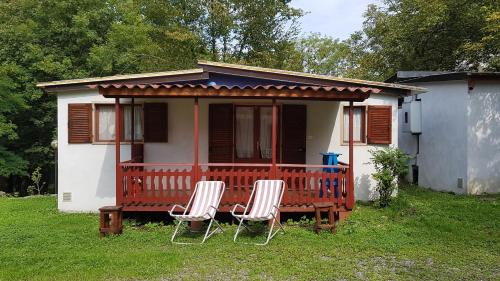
[37,68,206,93]
[198,60,426,93]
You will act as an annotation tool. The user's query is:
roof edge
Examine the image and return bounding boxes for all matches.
[198,60,426,93]
[36,68,204,88]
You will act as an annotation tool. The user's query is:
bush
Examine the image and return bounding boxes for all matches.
[27,167,46,195]
[369,147,411,207]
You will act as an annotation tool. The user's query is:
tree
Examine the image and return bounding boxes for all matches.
[0,0,305,194]
[294,0,499,81]
[295,33,351,76]
[357,0,500,79]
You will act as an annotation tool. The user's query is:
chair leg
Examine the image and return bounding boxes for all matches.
[256,212,284,246]
[201,219,214,244]
[172,218,224,245]
[201,216,224,244]
[171,220,185,243]
[233,217,246,242]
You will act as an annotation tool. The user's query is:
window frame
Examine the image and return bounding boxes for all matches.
[342,105,366,144]
[233,104,274,163]
[93,103,144,143]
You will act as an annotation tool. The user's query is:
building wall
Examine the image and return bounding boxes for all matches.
[56,91,398,211]
[467,80,500,194]
[333,94,400,201]
[397,97,419,183]
[399,81,469,193]
[57,91,132,212]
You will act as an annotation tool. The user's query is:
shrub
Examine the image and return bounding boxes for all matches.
[27,167,46,195]
[369,147,411,207]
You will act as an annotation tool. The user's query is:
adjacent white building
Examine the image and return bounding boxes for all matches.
[391,71,500,194]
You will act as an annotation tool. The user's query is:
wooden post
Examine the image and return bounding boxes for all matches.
[347,101,355,209]
[192,97,202,231]
[193,97,199,181]
[271,99,279,225]
[115,98,122,206]
[272,99,277,178]
[131,98,135,146]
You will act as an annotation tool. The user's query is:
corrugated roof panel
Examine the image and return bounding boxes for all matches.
[90,83,382,94]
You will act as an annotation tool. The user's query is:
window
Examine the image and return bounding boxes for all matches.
[234,105,273,162]
[343,106,366,143]
[94,104,143,142]
[123,105,143,141]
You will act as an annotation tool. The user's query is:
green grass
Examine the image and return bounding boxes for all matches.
[0,186,498,280]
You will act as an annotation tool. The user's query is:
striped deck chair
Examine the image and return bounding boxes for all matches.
[231,180,285,245]
[168,181,225,244]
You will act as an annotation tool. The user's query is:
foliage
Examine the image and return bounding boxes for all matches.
[370,147,411,207]
[294,0,500,80]
[295,33,352,76]
[0,0,304,194]
[0,188,498,280]
[27,167,46,195]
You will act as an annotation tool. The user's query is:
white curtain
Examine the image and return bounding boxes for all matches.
[343,107,362,142]
[124,106,143,141]
[236,107,254,158]
[259,107,272,159]
[98,106,115,140]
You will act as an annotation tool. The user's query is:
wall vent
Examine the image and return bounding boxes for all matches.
[457,178,463,189]
[62,192,72,202]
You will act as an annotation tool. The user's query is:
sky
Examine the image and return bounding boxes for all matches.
[290,0,382,40]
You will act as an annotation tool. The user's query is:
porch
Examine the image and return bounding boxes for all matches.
[96,83,377,216]
[118,162,352,213]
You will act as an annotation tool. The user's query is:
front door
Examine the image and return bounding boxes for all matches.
[281,104,306,164]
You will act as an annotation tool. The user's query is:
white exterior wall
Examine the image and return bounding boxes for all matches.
[467,80,500,194]
[56,91,399,211]
[399,81,469,193]
[397,98,419,183]
[57,91,132,212]
[334,94,400,201]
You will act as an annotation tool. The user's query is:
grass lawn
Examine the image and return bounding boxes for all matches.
[0,186,498,280]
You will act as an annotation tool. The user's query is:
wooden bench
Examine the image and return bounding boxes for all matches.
[99,206,123,237]
[312,202,337,234]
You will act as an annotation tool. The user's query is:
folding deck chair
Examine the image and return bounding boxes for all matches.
[168,181,225,244]
[231,180,286,245]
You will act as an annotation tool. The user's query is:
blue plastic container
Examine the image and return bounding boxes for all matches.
[319,152,341,198]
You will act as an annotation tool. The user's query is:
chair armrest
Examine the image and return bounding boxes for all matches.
[169,204,186,216]
[270,204,280,214]
[230,204,246,216]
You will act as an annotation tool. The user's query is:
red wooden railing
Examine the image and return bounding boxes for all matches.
[118,163,353,211]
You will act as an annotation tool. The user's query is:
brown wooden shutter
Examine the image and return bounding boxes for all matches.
[281,104,306,164]
[209,104,234,163]
[367,105,392,144]
[68,103,92,143]
[144,103,168,142]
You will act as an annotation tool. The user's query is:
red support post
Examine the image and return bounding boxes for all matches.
[192,97,202,231]
[193,97,199,182]
[347,101,355,209]
[131,98,135,146]
[115,98,122,205]
[272,99,277,178]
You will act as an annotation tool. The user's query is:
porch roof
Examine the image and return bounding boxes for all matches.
[93,83,380,101]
